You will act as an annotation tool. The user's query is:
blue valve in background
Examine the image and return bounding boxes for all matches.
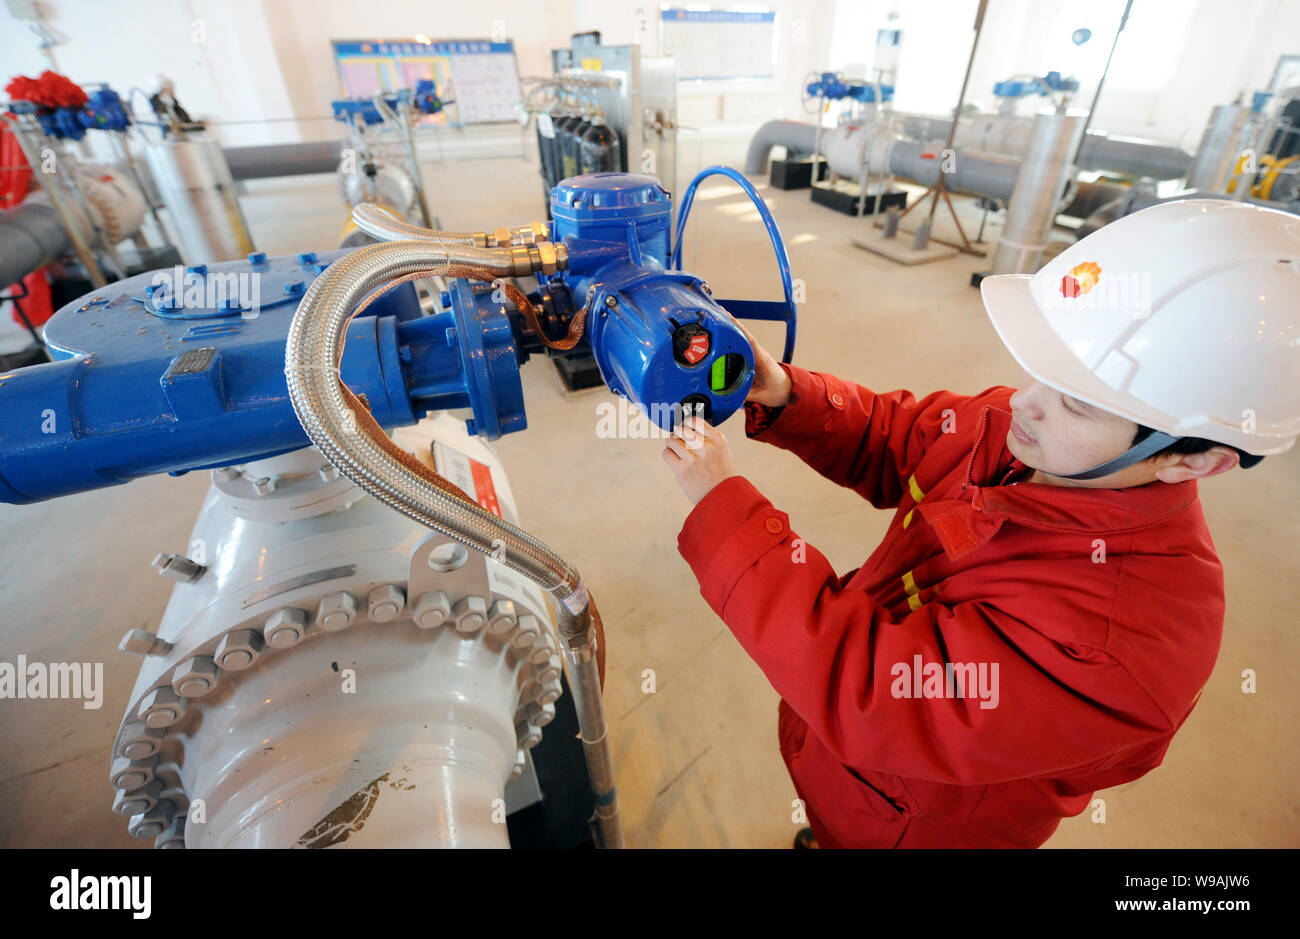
[805,72,894,104]
[993,70,1080,99]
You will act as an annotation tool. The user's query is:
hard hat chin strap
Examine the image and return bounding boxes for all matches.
[1052,430,1181,481]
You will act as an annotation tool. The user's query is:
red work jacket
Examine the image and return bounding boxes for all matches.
[677,363,1224,848]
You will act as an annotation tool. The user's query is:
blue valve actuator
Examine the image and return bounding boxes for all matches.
[805,72,894,103]
[993,71,1079,99]
[547,172,757,429]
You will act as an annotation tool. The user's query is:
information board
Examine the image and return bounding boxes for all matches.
[332,39,522,124]
[659,9,776,80]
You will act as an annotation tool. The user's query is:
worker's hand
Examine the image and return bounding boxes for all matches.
[662,415,738,505]
[723,309,791,407]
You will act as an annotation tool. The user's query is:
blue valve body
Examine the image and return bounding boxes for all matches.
[0,250,427,503]
[0,171,785,504]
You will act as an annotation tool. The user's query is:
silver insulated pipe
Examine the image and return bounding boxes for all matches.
[351,203,484,245]
[991,109,1086,273]
[283,240,621,848]
[352,203,552,249]
[143,135,255,264]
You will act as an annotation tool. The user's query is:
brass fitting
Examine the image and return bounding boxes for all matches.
[503,242,568,276]
[533,242,567,275]
[485,222,550,247]
[506,245,535,276]
[511,222,550,245]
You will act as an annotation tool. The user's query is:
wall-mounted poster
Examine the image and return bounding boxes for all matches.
[332,39,522,124]
[659,9,777,81]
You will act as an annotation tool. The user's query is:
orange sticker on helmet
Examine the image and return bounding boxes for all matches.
[1060,261,1101,298]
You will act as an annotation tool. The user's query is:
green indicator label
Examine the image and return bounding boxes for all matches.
[710,356,726,392]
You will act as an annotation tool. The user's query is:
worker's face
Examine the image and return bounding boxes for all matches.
[1006,377,1146,487]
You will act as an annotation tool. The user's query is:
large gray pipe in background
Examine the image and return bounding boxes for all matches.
[883,139,1021,202]
[222,140,344,181]
[0,200,70,290]
[890,112,1192,180]
[745,119,1025,201]
[743,120,819,176]
[744,114,1193,182]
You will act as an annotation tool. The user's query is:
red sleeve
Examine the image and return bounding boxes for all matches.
[678,476,1175,785]
[748,363,971,510]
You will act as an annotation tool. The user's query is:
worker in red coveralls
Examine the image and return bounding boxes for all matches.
[660,200,1299,848]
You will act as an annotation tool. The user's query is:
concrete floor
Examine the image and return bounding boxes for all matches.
[2,140,1296,848]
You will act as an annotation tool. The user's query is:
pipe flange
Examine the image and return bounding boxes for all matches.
[111,576,561,847]
[211,462,365,521]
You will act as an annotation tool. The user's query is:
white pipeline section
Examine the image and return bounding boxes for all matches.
[110,414,562,848]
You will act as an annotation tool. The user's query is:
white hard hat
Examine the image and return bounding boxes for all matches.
[981,199,1300,457]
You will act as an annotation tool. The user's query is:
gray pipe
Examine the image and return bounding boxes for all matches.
[283,240,620,848]
[895,112,1191,179]
[222,140,344,181]
[756,113,1192,183]
[745,120,819,175]
[1077,134,1191,180]
[884,139,1021,201]
[0,200,70,290]
[1077,197,1127,239]
[750,119,1179,229]
[6,115,107,287]
[1063,180,1130,219]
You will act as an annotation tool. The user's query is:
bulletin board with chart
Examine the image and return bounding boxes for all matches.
[332,39,523,125]
[658,9,777,81]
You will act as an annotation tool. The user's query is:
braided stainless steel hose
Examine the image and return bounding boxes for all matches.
[352,203,550,248]
[284,240,582,602]
[283,239,621,848]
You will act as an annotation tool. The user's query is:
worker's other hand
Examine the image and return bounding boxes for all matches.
[723,309,791,407]
[662,415,738,505]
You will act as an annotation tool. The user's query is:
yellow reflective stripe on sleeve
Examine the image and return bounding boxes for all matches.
[907,594,923,612]
[907,474,925,504]
[902,508,915,529]
[901,570,918,595]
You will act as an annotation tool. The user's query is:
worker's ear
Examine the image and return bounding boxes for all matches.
[1153,447,1239,483]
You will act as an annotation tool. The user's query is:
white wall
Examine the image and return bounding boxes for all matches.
[824,0,1300,146]
[0,0,298,146]
[1,0,1296,151]
[1,0,833,145]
